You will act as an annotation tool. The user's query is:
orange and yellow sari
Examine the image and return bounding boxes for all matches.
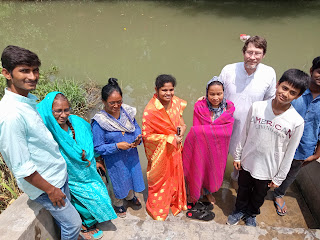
[142,94,187,220]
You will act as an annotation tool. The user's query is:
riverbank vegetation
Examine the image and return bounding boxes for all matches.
[0,65,100,118]
[0,155,22,214]
[0,65,100,213]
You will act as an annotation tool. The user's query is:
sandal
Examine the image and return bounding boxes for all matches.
[274,200,287,216]
[187,201,213,211]
[114,205,127,218]
[186,209,215,221]
[79,230,94,240]
[128,196,141,206]
[86,225,104,240]
[187,202,196,210]
[199,201,214,210]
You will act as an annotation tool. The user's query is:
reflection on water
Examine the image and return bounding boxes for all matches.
[1,0,320,176]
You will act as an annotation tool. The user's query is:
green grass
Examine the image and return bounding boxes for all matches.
[0,64,100,213]
[0,154,22,213]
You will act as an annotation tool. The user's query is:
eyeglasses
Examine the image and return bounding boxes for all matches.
[245,51,263,57]
[108,100,122,106]
[52,108,71,115]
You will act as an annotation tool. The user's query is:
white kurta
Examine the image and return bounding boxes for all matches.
[219,62,276,157]
[234,100,304,186]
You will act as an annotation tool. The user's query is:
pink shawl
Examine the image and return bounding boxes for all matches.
[182,99,235,202]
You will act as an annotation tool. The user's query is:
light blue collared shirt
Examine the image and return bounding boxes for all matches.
[0,89,67,200]
[292,89,320,160]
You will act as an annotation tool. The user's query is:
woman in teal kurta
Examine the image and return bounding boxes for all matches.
[37,92,117,239]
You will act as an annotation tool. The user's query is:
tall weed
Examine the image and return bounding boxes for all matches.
[0,64,97,117]
[0,154,22,213]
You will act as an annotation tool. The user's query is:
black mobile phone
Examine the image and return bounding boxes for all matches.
[132,135,141,144]
[177,127,181,136]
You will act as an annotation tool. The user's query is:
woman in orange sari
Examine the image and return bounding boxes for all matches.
[142,74,187,221]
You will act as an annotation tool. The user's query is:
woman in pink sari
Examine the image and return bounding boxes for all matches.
[183,76,235,221]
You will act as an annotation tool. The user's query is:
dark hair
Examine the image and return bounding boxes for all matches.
[1,45,41,73]
[278,69,311,95]
[53,93,71,107]
[242,36,267,55]
[155,74,176,89]
[311,56,320,72]
[208,81,224,91]
[101,78,122,101]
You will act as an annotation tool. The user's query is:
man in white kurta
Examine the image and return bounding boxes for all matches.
[220,62,276,157]
[218,36,276,180]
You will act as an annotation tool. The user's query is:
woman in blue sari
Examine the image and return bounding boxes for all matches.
[37,92,117,240]
[91,78,145,218]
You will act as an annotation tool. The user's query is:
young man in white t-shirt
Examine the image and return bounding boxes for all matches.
[227,69,310,227]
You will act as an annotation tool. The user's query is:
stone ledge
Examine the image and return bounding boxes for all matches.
[98,211,320,240]
[0,193,58,240]
[1,192,320,240]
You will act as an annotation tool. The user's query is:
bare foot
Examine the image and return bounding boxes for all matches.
[274,197,287,215]
[206,194,216,205]
[89,227,99,234]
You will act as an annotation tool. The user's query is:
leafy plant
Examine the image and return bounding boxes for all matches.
[0,154,22,213]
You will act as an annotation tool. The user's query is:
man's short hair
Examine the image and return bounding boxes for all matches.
[278,69,311,95]
[311,56,320,72]
[242,36,267,55]
[1,45,41,73]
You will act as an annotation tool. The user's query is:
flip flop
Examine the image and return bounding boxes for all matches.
[187,202,196,210]
[91,230,103,240]
[86,225,104,240]
[186,209,215,221]
[187,201,214,211]
[274,200,287,216]
[79,230,94,240]
[200,201,214,210]
[114,205,127,218]
[128,196,141,206]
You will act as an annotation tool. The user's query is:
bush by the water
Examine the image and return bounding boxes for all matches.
[0,65,93,117]
[0,154,22,214]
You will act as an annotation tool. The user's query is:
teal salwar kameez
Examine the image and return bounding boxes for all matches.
[37,92,117,227]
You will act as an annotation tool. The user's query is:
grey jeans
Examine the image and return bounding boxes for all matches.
[273,159,304,198]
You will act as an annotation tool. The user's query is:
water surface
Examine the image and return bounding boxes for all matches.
[1,0,320,177]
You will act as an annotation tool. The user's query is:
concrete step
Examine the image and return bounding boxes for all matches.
[98,210,320,240]
[98,180,320,240]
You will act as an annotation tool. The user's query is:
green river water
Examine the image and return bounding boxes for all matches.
[1,0,320,176]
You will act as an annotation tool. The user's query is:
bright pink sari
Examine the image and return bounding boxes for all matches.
[182,99,235,202]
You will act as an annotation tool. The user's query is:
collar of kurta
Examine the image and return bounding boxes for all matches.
[4,88,38,106]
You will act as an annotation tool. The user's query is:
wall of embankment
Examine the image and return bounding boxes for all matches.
[0,161,319,240]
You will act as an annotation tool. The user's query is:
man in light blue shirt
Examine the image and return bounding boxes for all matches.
[0,45,82,240]
[274,56,320,216]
